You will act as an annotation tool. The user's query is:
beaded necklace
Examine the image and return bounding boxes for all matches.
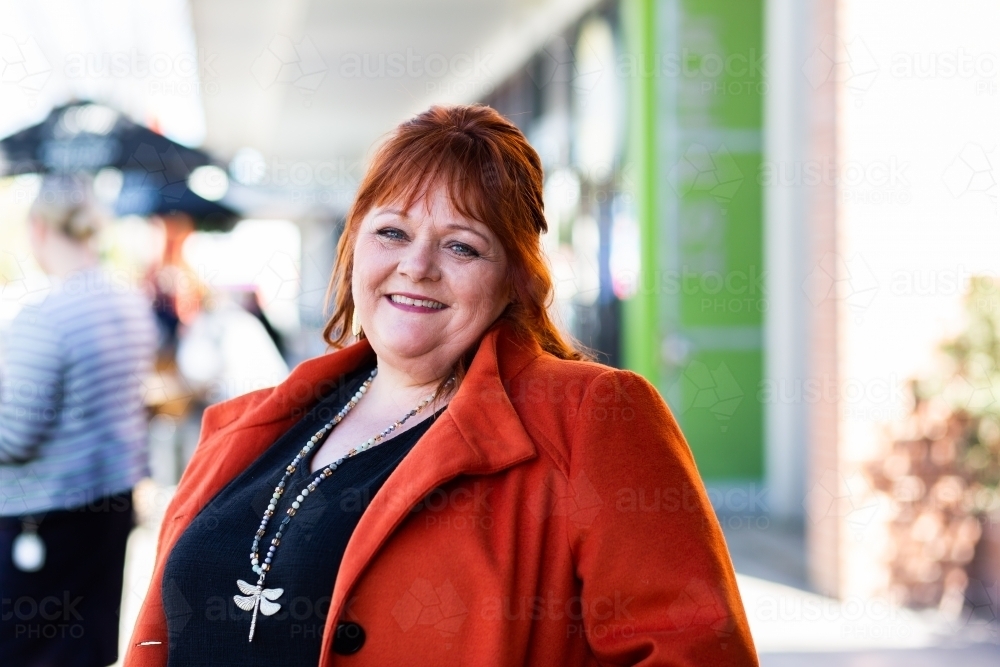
[232,367,452,641]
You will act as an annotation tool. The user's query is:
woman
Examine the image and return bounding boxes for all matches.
[0,175,157,667]
[125,105,757,666]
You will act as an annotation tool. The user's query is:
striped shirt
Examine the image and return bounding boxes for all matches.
[0,267,157,516]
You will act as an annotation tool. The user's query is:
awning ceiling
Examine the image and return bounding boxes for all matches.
[189,0,599,165]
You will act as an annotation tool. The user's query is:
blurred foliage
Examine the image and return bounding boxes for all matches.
[866,276,1000,611]
[917,276,1000,489]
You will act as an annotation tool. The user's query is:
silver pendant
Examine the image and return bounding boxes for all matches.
[233,579,283,641]
[12,531,45,572]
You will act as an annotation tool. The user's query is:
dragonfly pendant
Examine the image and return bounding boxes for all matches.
[234,579,283,642]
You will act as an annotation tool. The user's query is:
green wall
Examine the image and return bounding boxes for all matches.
[623,0,765,481]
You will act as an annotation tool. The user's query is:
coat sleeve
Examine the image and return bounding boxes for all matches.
[568,369,758,666]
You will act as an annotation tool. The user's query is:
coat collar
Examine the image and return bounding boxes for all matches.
[322,319,544,645]
[176,318,545,653]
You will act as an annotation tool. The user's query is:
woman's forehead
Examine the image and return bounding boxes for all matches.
[372,187,486,229]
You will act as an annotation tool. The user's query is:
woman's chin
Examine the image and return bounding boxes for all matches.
[371,331,444,362]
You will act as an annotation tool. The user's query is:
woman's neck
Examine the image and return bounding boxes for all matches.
[45,248,99,280]
[369,357,455,414]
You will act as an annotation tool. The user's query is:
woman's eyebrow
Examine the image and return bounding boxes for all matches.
[443,221,490,244]
[375,208,407,218]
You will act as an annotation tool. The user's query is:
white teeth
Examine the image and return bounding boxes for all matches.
[390,294,445,309]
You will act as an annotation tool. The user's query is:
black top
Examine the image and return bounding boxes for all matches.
[162,360,444,666]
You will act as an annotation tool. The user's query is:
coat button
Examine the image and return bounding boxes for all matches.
[333,622,365,655]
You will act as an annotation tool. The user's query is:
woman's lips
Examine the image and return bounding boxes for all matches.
[385,294,448,313]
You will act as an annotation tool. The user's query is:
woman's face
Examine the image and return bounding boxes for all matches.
[352,184,510,381]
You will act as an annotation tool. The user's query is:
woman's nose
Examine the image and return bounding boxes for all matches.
[396,239,440,281]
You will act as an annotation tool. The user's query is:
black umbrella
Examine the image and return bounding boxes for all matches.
[116,171,238,232]
[0,101,239,230]
[0,101,212,175]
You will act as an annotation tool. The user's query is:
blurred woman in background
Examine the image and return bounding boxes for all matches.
[0,175,157,667]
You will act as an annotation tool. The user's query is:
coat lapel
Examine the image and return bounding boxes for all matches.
[326,320,543,627]
[165,338,377,522]
[165,319,543,658]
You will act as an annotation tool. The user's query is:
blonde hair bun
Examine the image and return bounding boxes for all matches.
[30,174,106,242]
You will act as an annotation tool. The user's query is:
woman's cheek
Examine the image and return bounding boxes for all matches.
[356,246,394,292]
[472,263,507,304]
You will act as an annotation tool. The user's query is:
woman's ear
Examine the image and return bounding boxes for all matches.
[27,217,49,272]
[506,282,517,305]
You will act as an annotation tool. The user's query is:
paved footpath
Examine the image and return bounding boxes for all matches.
[739,574,1000,666]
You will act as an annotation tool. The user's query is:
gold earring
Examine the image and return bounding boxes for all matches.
[351,308,362,337]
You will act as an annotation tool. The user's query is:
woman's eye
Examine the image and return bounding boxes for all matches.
[448,242,479,257]
[376,227,406,240]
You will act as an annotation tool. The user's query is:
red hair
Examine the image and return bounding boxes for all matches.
[323,104,589,384]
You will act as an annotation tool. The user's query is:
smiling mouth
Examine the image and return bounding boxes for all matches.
[388,294,447,310]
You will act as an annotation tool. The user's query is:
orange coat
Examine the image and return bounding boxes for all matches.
[124,320,758,666]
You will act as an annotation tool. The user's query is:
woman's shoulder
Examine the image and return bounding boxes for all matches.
[511,352,660,407]
[506,353,672,459]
